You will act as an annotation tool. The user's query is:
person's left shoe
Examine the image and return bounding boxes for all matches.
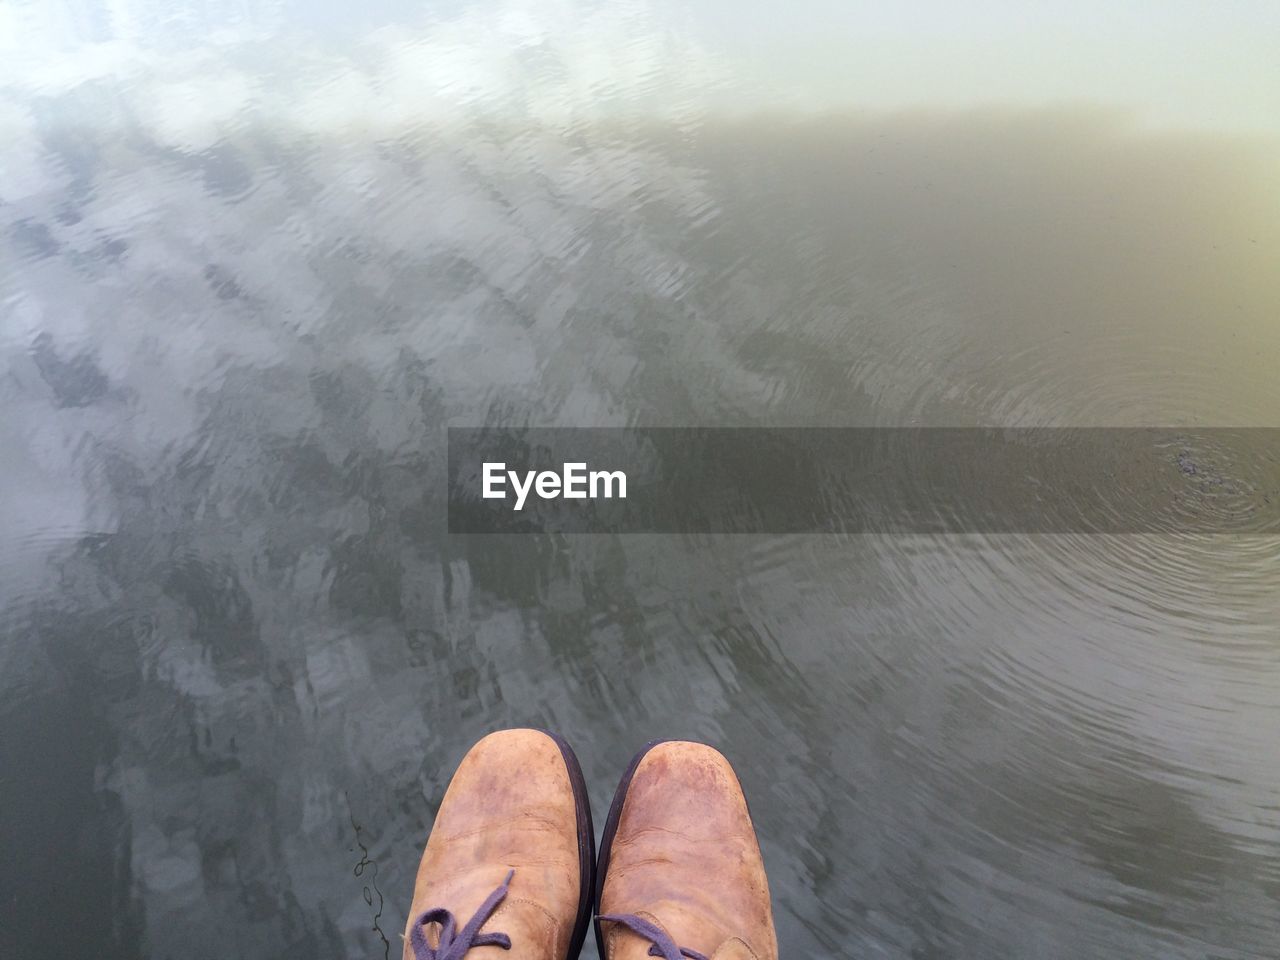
[402,729,595,960]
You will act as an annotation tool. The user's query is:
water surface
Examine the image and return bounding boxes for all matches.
[2,3,1279,959]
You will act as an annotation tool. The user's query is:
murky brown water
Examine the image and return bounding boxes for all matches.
[2,4,1279,959]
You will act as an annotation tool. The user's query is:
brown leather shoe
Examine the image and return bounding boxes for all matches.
[594,740,779,960]
[403,729,594,960]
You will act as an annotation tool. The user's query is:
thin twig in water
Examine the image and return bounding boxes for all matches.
[346,795,391,960]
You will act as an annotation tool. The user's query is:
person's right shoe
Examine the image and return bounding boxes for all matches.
[594,740,779,960]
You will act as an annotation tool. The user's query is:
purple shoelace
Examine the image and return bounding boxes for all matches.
[597,912,710,960]
[408,868,515,960]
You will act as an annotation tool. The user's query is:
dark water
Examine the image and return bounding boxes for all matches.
[3,5,1280,959]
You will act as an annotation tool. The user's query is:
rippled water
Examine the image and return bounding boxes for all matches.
[3,3,1279,959]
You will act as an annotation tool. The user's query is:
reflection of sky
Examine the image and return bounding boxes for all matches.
[1,0,1277,134]
[681,0,1280,132]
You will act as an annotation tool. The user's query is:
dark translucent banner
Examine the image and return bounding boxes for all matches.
[447,428,1280,534]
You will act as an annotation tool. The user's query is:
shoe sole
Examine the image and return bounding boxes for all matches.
[541,730,597,960]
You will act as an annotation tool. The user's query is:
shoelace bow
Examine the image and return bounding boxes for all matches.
[408,869,515,960]
[597,912,711,960]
